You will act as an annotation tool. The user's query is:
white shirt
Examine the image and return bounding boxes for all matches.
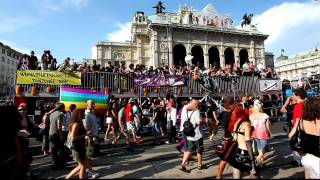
[257,63,264,72]
[84,109,99,137]
[180,109,203,141]
[62,111,71,131]
[179,106,187,132]
[167,108,177,126]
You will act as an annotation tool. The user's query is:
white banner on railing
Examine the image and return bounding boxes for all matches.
[259,79,282,92]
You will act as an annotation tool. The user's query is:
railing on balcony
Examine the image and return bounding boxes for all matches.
[16,72,274,98]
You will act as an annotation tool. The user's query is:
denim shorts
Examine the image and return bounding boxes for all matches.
[253,138,268,152]
[186,138,204,154]
[152,122,161,136]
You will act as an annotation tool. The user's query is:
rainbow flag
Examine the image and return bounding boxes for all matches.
[60,87,109,110]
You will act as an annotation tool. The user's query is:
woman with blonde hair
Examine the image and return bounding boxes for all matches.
[249,99,271,166]
[66,109,88,179]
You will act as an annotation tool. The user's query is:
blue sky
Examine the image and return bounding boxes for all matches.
[1,0,319,64]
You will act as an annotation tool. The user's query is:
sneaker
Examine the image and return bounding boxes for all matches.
[86,171,99,179]
[178,165,191,173]
[91,172,99,179]
[165,140,170,144]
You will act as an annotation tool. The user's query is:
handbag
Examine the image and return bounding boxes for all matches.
[65,131,75,149]
[183,111,196,137]
[215,121,244,161]
[290,119,304,153]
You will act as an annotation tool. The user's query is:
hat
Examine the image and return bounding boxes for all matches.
[128,98,135,103]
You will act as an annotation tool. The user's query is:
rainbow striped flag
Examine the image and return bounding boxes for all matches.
[60,87,109,110]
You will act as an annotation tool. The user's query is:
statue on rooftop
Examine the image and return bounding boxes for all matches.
[241,13,253,27]
[153,1,165,14]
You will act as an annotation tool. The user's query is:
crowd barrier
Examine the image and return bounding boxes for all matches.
[16,72,279,98]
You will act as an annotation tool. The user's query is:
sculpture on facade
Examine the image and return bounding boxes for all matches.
[153,1,165,14]
[241,13,253,27]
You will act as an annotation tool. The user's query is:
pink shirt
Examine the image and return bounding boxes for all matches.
[250,113,270,140]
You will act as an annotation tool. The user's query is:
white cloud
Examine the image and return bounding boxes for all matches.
[91,46,97,59]
[106,22,132,42]
[252,1,320,57]
[0,15,39,33]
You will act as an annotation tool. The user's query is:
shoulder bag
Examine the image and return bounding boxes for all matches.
[215,121,244,161]
[290,119,304,153]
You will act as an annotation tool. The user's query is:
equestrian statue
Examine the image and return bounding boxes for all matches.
[241,13,254,27]
[153,1,165,14]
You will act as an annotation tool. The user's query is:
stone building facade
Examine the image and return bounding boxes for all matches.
[275,49,320,80]
[96,4,268,69]
[0,42,22,98]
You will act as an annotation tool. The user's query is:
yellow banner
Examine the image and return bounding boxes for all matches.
[16,70,82,85]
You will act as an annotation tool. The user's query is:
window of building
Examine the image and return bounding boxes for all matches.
[1,56,4,62]
[7,50,11,57]
[2,49,5,54]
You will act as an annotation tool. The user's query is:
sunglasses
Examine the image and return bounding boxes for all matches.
[18,109,26,112]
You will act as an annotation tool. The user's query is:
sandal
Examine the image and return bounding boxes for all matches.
[179,166,191,173]
[197,165,204,170]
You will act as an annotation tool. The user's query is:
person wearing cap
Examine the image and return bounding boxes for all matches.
[126,98,140,143]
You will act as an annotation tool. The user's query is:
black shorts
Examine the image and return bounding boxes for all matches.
[186,138,204,154]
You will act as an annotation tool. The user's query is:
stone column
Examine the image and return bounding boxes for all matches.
[219,46,225,68]
[220,54,225,68]
[204,53,209,69]
[153,31,159,67]
[97,46,103,63]
[137,38,142,65]
[168,30,173,66]
[249,39,256,65]
[203,44,209,69]
[260,43,266,69]
[235,44,240,64]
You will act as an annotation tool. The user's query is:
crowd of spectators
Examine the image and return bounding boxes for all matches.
[17,50,277,79]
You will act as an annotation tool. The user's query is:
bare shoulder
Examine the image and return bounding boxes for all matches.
[242,121,251,129]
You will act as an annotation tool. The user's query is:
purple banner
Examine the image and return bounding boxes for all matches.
[134,74,186,86]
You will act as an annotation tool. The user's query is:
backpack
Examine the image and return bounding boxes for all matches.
[183,111,196,137]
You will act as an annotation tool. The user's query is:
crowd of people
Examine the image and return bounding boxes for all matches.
[17,50,277,79]
[2,87,318,179]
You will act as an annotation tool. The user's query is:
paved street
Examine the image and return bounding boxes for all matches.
[29,121,304,179]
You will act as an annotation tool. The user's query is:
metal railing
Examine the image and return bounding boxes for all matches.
[16,72,268,98]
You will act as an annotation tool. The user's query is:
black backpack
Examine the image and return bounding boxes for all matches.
[183,111,196,137]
